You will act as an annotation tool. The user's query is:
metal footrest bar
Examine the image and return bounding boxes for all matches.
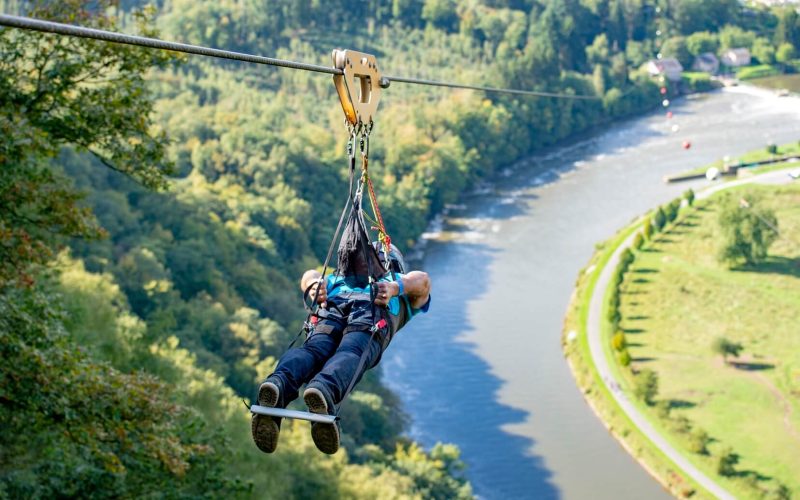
[250,405,338,424]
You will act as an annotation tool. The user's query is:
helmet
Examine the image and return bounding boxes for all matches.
[373,241,406,275]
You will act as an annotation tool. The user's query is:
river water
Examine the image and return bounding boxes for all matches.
[382,86,800,499]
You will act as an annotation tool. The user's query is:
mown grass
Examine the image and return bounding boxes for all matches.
[618,183,800,498]
[673,140,800,178]
[749,73,800,93]
[562,218,711,499]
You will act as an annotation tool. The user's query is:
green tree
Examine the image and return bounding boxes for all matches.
[751,37,776,65]
[653,207,667,232]
[633,232,644,250]
[774,7,800,50]
[0,0,173,287]
[688,428,710,455]
[618,348,631,367]
[634,369,658,405]
[683,188,695,206]
[711,336,743,364]
[718,25,756,51]
[660,36,691,67]
[643,218,653,239]
[716,447,739,477]
[776,43,797,70]
[717,194,778,266]
[686,31,719,56]
[612,331,627,351]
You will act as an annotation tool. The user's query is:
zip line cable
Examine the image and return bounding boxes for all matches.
[0,13,601,101]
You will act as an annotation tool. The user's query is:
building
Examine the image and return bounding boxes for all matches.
[647,58,684,82]
[720,48,752,67]
[692,53,720,74]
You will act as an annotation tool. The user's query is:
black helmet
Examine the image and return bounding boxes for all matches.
[374,241,406,275]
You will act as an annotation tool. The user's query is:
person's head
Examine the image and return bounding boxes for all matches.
[374,241,406,274]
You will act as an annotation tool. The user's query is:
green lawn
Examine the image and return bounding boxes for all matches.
[671,140,800,179]
[749,73,800,93]
[618,184,800,498]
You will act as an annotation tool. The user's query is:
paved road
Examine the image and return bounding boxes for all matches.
[586,168,798,500]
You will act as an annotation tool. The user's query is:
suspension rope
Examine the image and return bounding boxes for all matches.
[0,13,601,101]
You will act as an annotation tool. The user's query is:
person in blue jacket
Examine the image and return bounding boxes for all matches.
[251,237,431,455]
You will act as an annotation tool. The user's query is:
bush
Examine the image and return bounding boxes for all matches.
[681,72,717,92]
[643,219,653,240]
[688,428,710,455]
[612,331,627,351]
[766,143,778,155]
[632,232,644,250]
[653,207,666,231]
[665,199,681,223]
[634,369,658,405]
[716,447,738,477]
[618,349,631,367]
[683,189,695,206]
[619,248,634,270]
[711,336,743,363]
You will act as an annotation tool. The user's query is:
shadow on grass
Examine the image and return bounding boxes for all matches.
[731,256,800,279]
[729,360,775,371]
[632,357,657,363]
[623,328,645,334]
[668,399,696,410]
[627,315,649,321]
[641,248,663,253]
[633,268,659,274]
[631,278,650,284]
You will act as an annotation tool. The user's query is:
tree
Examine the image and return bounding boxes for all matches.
[711,336,743,364]
[660,36,691,68]
[776,43,797,70]
[653,207,667,232]
[688,428,710,455]
[633,232,644,250]
[643,218,653,239]
[751,37,776,65]
[618,348,631,367]
[0,0,174,287]
[717,194,778,266]
[683,188,695,206]
[612,331,627,351]
[634,369,658,405]
[686,31,719,56]
[718,25,756,52]
[774,7,800,50]
[716,447,739,477]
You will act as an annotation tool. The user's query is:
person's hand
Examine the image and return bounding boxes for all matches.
[306,279,327,305]
[373,281,399,307]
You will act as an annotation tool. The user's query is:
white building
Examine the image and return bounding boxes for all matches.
[647,58,684,82]
[721,48,752,67]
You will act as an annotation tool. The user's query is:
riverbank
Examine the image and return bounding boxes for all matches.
[563,167,799,499]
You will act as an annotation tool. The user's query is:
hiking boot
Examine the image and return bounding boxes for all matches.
[251,379,282,453]
[303,385,340,455]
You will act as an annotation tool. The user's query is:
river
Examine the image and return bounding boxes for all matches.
[382,86,800,499]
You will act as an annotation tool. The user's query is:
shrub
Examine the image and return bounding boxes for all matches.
[612,331,627,351]
[716,447,738,477]
[766,143,778,155]
[665,199,680,223]
[643,219,653,239]
[655,400,670,419]
[634,369,658,405]
[618,349,631,367]
[688,428,710,455]
[711,336,743,364]
[632,232,644,250]
[653,207,666,231]
[683,189,695,206]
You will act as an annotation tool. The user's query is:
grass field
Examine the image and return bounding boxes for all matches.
[750,74,800,93]
[618,183,800,497]
[563,220,711,499]
[672,140,800,179]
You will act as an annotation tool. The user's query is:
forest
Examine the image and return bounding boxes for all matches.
[2,0,799,497]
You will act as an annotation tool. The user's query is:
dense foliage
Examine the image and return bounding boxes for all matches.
[2,0,797,497]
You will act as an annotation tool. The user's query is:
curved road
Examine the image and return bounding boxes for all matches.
[586,168,798,500]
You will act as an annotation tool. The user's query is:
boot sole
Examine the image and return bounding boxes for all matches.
[258,382,280,407]
[251,414,279,453]
[304,388,339,455]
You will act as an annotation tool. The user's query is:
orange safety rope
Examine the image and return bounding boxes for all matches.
[360,152,392,257]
